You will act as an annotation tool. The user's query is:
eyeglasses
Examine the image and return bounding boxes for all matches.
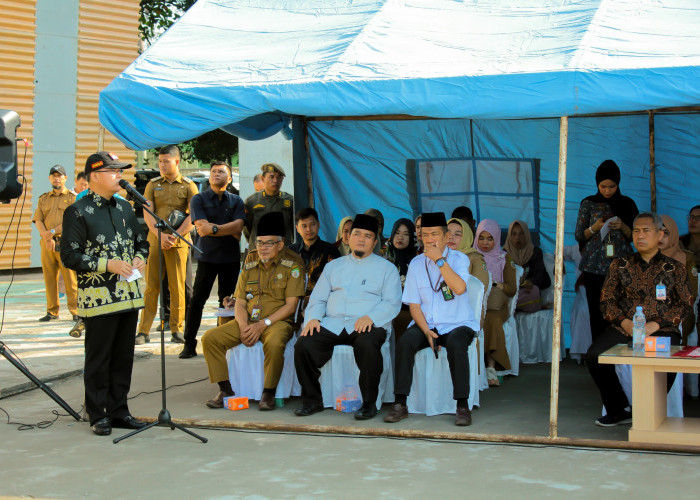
[688,215,700,222]
[255,239,280,248]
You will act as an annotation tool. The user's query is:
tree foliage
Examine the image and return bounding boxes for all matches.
[138,0,238,165]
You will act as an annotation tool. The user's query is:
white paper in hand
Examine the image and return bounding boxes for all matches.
[599,216,617,241]
[119,268,142,283]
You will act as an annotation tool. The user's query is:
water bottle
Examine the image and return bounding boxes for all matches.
[632,306,646,351]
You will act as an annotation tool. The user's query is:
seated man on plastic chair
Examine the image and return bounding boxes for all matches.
[294,214,402,420]
[586,212,693,427]
[201,212,305,410]
[385,212,478,427]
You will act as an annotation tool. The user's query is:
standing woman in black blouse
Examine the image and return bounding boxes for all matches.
[574,160,638,340]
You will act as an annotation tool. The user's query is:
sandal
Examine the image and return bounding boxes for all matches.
[486,367,500,387]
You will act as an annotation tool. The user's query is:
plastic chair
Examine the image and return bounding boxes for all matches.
[319,324,394,410]
[497,264,523,377]
[406,276,484,415]
[226,333,301,400]
[514,253,564,364]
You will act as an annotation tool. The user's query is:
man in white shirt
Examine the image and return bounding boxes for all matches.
[384,212,478,426]
[294,214,402,420]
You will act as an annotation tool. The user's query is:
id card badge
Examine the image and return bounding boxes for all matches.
[605,243,615,258]
[440,282,455,301]
[656,283,667,301]
[251,307,262,321]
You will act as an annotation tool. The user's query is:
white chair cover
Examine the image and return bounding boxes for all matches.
[319,330,394,410]
[685,327,699,398]
[406,276,484,415]
[226,334,301,400]
[603,364,683,417]
[477,272,492,392]
[497,264,523,377]
[569,285,592,362]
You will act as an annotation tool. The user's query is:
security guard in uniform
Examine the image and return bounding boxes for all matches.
[201,212,305,411]
[244,163,295,245]
[33,164,78,321]
[135,145,198,344]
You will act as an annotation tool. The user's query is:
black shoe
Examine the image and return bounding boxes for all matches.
[178,345,197,359]
[69,319,85,338]
[111,415,148,430]
[91,417,112,436]
[134,333,150,345]
[72,314,80,321]
[354,402,377,420]
[294,403,325,417]
[39,313,59,322]
[171,332,185,344]
[595,410,632,427]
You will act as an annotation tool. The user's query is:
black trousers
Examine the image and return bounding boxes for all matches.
[586,325,679,416]
[84,310,139,425]
[583,272,608,341]
[160,249,194,322]
[395,325,474,400]
[183,260,239,348]
[294,326,387,406]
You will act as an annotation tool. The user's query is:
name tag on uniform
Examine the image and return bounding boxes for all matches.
[251,307,262,321]
[605,243,615,258]
[656,283,667,301]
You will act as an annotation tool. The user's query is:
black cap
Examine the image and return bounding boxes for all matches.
[351,213,379,235]
[84,151,132,175]
[49,165,67,176]
[421,212,447,228]
[256,212,286,238]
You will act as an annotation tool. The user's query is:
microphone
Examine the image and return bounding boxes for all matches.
[118,179,150,207]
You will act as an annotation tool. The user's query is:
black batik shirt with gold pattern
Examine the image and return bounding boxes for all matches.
[60,190,149,318]
[601,251,693,335]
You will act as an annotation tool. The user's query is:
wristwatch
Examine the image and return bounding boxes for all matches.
[211,225,219,235]
[436,258,446,268]
[263,318,272,327]
[50,229,56,235]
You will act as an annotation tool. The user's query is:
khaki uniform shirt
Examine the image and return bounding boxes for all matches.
[143,174,198,247]
[244,190,295,244]
[33,188,76,236]
[235,247,305,324]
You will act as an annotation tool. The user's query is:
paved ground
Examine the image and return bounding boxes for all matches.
[1,271,699,499]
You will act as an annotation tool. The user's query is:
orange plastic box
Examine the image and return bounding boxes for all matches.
[223,396,249,410]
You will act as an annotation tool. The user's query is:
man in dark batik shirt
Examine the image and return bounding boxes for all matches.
[61,152,150,437]
[288,208,340,304]
[586,212,693,428]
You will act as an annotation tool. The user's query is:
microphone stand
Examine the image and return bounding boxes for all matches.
[114,199,207,444]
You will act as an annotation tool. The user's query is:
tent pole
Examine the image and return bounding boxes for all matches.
[97,125,105,150]
[648,110,656,212]
[302,118,315,208]
[549,116,568,438]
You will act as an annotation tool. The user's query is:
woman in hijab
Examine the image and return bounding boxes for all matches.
[474,219,517,387]
[384,218,417,340]
[446,217,489,288]
[660,214,697,344]
[503,220,551,312]
[575,160,638,340]
[335,216,353,256]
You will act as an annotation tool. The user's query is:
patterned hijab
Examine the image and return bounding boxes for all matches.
[447,218,477,255]
[660,215,687,265]
[503,220,534,267]
[474,219,506,282]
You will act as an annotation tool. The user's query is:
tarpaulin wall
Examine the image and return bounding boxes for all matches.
[308,114,700,344]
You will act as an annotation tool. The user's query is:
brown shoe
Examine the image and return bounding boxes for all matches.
[258,392,275,411]
[383,402,409,423]
[205,391,231,409]
[455,407,472,426]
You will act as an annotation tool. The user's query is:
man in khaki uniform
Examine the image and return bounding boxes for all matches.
[202,212,304,411]
[33,165,78,321]
[244,163,295,245]
[135,145,198,344]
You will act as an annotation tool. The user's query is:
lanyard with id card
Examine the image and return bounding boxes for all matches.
[656,282,667,301]
[425,258,454,301]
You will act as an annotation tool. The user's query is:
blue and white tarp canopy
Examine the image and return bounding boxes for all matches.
[100,0,700,150]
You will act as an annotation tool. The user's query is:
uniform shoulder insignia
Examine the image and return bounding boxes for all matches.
[283,199,292,208]
[280,259,294,267]
[149,176,163,183]
[245,261,258,270]
[182,176,192,183]
[253,204,265,209]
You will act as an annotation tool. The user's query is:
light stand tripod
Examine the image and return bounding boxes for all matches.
[0,342,81,420]
[114,200,206,444]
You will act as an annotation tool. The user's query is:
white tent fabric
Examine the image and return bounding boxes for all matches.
[100,0,700,150]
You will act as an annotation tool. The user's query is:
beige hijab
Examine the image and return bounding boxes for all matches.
[503,220,535,267]
[660,215,687,265]
[447,218,477,255]
[336,216,353,256]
